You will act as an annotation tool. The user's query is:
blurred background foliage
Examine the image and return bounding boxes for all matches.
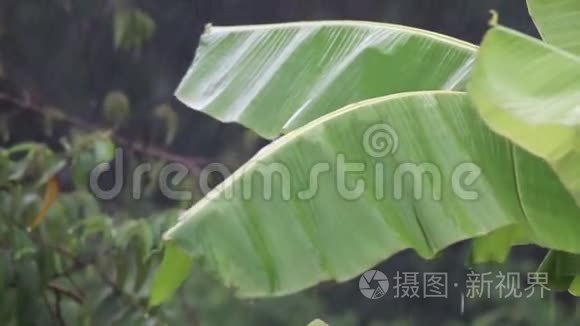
[0,0,578,325]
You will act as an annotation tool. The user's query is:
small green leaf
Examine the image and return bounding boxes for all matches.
[113,9,156,51]
[6,143,41,155]
[75,215,113,243]
[537,251,577,290]
[154,104,178,145]
[469,224,529,264]
[103,91,131,125]
[570,276,580,296]
[113,10,131,49]
[8,150,35,182]
[149,242,192,307]
[72,149,94,190]
[93,136,115,164]
[114,220,139,250]
[35,159,66,188]
[307,319,329,326]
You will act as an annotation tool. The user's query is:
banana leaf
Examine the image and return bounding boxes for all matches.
[163,91,580,297]
[469,26,580,207]
[176,21,476,139]
[469,24,580,296]
[528,0,580,55]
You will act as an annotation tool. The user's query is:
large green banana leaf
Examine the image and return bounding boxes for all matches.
[163,92,580,298]
[468,26,580,208]
[176,21,476,139]
[528,0,580,55]
[524,0,580,292]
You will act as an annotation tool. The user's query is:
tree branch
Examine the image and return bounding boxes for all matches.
[0,93,207,174]
[48,282,84,305]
